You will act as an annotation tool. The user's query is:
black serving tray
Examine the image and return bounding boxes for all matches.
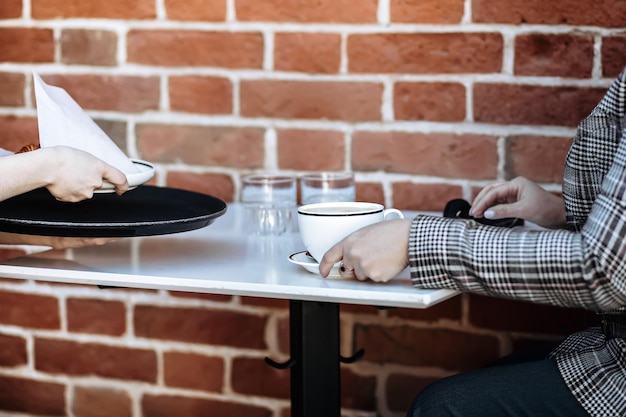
[0,186,227,237]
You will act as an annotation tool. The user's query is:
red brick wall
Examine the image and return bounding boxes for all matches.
[0,0,624,416]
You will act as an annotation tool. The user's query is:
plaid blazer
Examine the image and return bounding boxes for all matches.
[409,68,626,416]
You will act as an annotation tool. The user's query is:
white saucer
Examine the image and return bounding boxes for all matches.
[288,251,342,278]
[96,159,155,193]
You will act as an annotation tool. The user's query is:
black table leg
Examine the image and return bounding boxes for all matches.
[290,299,341,417]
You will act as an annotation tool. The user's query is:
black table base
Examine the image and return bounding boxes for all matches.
[266,300,365,417]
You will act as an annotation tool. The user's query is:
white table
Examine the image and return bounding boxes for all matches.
[0,204,457,417]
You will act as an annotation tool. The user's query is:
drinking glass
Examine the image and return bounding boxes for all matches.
[300,172,355,205]
[241,174,296,236]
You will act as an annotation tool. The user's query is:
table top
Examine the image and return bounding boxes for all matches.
[0,203,457,309]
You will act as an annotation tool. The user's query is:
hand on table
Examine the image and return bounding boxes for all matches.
[319,218,413,282]
[469,176,566,229]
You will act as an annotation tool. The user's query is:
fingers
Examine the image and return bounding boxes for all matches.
[319,241,367,281]
[469,182,519,218]
[49,237,120,249]
[339,261,356,279]
[319,220,411,281]
[319,243,344,278]
[101,164,129,195]
[52,188,95,203]
[478,202,523,220]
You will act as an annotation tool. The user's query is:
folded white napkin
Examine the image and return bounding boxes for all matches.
[32,71,138,174]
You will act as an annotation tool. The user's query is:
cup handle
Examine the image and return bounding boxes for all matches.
[383,208,404,220]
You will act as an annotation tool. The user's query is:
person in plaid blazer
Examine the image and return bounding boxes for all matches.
[320,68,626,416]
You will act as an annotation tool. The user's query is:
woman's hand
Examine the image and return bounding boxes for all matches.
[0,146,129,203]
[0,232,118,249]
[319,219,413,282]
[469,176,566,229]
[43,147,129,201]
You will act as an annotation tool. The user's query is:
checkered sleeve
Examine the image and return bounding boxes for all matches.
[408,67,626,312]
[408,216,599,308]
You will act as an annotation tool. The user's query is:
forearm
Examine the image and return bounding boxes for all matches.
[0,232,50,246]
[408,215,626,311]
[0,150,53,201]
[539,192,567,229]
[0,232,118,249]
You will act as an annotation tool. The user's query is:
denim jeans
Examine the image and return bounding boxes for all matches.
[406,344,590,417]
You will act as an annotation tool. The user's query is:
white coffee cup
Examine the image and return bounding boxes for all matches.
[297,202,404,263]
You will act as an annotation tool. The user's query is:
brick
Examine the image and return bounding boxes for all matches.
[61,29,117,66]
[232,357,290,398]
[473,0,626,27]
[340,303,381,315]
[274,32,341,73]
[39,74,160,112]
[392,182,463,212]
[277,317,289,354]
[473,84,607,127]
[353,131,497,179]
[142,394,272,417]
[470,185,486,200]
[355,324,500,370]
[0,334,26,366]
[35,338,157,382]
[0,376,65,415]
[394,82,466,121]
[67,298,126,336]
[240,80,383,121]
[31,0,155,19]
[241,296,289,309]
[164,351,224,392]
[0,277,26,285]
[127,30,264,68]
[388,296,463,322]
[167,172,235,202]
[0,116,38,151]
[277,129,345,170]
[602,36,626,78]
[39,279,157,294]
[134,305,267,349]
[468,294,597,335]
[505,135,572,183]
[0,290,59,329]
[169,291,233,302]
[136,124,264,167]
[390,0,465,23]
[514,33,594,78]
[355,182,385,205]
[0,73,25,107]
[169,75,233,114]
[0,28,53,63]
[73,385,132,417]
[95,119,127,151]
[386,373,438,412]
[235,0,377,23]
[0,0,22,18]
[164,0,226,21]
[341,367,376,410]
[348,33,502,74]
